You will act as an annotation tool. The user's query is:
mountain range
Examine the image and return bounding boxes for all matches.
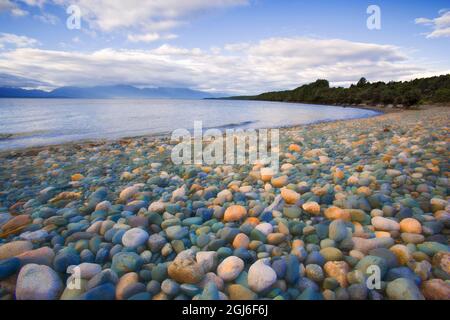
[0,85,225,99]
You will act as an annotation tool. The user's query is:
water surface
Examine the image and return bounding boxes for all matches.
[0,99,379,150]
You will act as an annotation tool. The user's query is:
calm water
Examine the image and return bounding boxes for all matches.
[0,99,379,151]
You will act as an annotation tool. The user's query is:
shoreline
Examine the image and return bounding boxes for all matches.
[4,101,447,157]
[0,104,385,157]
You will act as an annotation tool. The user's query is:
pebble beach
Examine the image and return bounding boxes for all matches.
[0,106,449,300]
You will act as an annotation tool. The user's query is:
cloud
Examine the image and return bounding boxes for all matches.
[0,72,49,88]
[50,0,249,32]
[0,37,431,94]
[127,32,177,43]
[0,33,39,48]
[34,12,59,24]
[21,0,47,7]
[0,0,28,16]
[415,9,450,38]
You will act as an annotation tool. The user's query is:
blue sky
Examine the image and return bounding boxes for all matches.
[0,0,449,94]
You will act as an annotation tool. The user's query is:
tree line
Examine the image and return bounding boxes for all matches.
[227,74,450,108]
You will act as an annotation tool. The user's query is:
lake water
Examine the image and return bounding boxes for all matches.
[0,99,379,151]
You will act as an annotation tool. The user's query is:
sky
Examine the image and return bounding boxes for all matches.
[0,0,449,94]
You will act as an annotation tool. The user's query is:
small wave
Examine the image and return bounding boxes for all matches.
[0,130,51,140]
[206,120,257,130]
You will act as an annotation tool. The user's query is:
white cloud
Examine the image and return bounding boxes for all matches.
[0,33,39,48]
[51,0,249,32]
[34,12,59,24]
[127,32,177,43]
[21,0,47,7]
[0,0,28,16]
[0,37,432,94]
[415,10,450,38]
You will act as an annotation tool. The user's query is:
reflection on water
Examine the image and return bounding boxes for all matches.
[0,98,379,150]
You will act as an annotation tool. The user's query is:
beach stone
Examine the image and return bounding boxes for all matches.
[171,185,186,202]
[95,200,111,212]
[412,260,432,281]
[16,264,63,300]
[148,233,167,252]
[281,188,300,204]
[60,279,87,300]
[260,168,274,182]
[283,206,301,219]
[348,283,368,300]
[324,261,350,288]
[0,257,20,280]
[285,254,300,284]
[271,175,288,188]
[232,233,250,249]
[199,281,219,300]
[417,242,449,256]
[352,237,394,254]
[53,249,81,273]
[122,228,149,248]
[288,143,301,152]
[305,264,324,282]
[254,223,273,236]
[401,233,425,244]
[217,189,233,202]
[432,252,450,275]
[371,216,400,231]
[421,279,450,300]
[79,283,115,300]
[297,287,323,300]
[430,198,447,213]
[224,205,247,222]
[20,230,49,242]
[180,283,201,297]
[390,244,412,265]
[329,219,347,242]
[400,218,422,234]
[161,279,180,296]
[196,251,218,273]
[356,255,388,277]
[1,215,32,235]
[69,263,102,279]
[199,272,224,291]
[87,269,119,290]
[348,209,368,223]
[267,233,286,245]
[228,284,257,300]
[0,241,33,260]
[217,256,244,281]
[148,201,165,213]
[119,186,139,201]
[302,202,321,215]
[320,247,343,261]
[168,257,204,284]
[116,272,138,300]
[16,246,54,266]
[248,260,277,293]
[369,248,399,269]
[324,207,350,221]
[386,278,425,300]
[111,252,143,276]
[165,225,189,240]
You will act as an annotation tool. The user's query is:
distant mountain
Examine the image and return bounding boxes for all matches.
[0,85,224,99]
[0,87,56,98]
